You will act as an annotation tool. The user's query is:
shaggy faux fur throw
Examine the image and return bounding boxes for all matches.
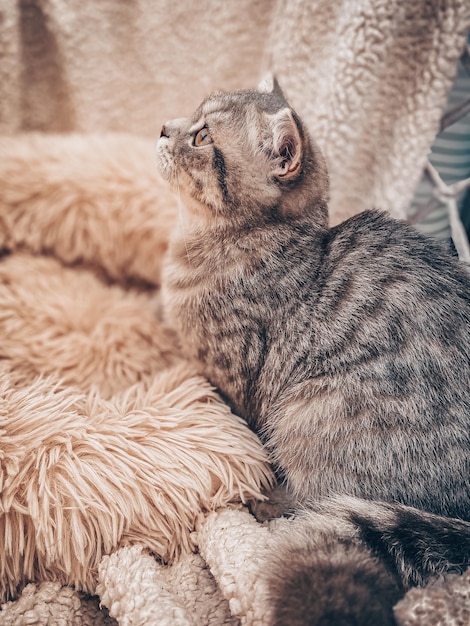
[0,134,469,626]
[1,0,469,224]
[0,133,275,622]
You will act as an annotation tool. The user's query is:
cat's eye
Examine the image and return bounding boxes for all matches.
[193,126,212,147]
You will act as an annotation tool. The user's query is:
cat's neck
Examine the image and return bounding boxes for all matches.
[176,206,324,254]
[165,208,328,295]
[184,184,329,232]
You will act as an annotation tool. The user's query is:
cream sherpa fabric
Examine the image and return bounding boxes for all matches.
[0,583,116,625]
[195,509,283,626]
[96,510,289,626]
[1,0,468,223]
[98,546,237,625]
[394,569,470,626]
[268,0,470,223]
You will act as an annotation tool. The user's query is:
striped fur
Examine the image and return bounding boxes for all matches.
[157,80,470,623]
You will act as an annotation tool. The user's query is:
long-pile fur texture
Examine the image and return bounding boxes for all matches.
[0,134,274,604]
[0,361,273,602]
[0,253,179,397]
[0,133,177,287]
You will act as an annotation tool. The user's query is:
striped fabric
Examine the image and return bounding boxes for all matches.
[409,49,470,241]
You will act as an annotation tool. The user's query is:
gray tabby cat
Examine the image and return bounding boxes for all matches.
[157,77,470,625]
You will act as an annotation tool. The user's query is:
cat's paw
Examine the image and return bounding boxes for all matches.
[248,484,298,522]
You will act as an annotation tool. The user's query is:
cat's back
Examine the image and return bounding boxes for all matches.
[324,209,469,297]
[266,209,470,516]
[302,208,470,412]
[312,209,470,350]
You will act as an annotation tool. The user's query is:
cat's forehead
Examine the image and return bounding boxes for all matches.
[192,92,247,123]
[191,88,285,125]
[197,95,234,121]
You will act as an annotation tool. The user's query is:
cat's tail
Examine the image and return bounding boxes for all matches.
[265,496,470,626]
[331,496,470,587]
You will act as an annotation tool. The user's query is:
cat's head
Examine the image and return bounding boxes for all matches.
[156,76,329,226]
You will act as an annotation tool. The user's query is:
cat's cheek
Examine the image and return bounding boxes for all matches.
[175,175,224,219]
[179,185,214,219]
[155,142,175,182]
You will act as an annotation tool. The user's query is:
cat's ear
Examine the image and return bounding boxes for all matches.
[268,108,303,181]
[257,74,285,99]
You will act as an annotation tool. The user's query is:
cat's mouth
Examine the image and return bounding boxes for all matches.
[156,138,174,182]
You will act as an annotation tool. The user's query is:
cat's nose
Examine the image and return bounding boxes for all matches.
[160,118,186,138]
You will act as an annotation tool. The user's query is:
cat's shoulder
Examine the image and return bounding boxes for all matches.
[321,208,470,293]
